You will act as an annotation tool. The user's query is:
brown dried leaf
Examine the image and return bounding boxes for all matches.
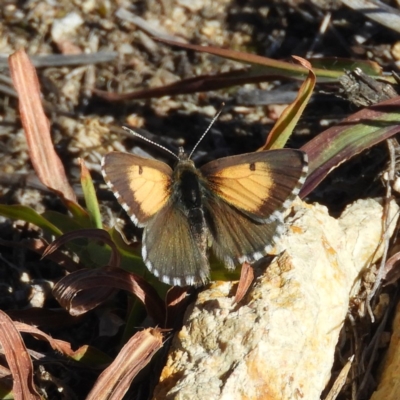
[0,311,40,399]
[165,286,192,329]
[93,69,262,101]
[86,328,163,400]
[54,266,165,323]
[234,262,254,304]
[14,321,75,356]
[8,49,76,203]
[54,269,116,316]
[13,321,110,365]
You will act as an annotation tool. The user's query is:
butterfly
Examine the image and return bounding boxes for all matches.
[102,124,308,287]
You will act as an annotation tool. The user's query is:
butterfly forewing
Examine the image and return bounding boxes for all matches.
[201,150,308,223]
[102,152,172,226]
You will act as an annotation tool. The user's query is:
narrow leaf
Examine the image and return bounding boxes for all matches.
[0,204,62,236]
[300,97,400,197]
[155,39,392,82]
[262,56,315,150]
[93,41,389,102]
[80,159,102,229]
[8,49,77,203]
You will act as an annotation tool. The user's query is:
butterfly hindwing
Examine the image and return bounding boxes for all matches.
[102,152,172,226]
[143,202,210,286]
[204,194,283,268]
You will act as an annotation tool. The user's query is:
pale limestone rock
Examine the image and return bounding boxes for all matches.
[153,199,398,400]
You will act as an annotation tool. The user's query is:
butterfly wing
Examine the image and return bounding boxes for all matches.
[101,152,173,226]
[200,149,308,267]
[203,195,284,268]
[143,203,210,286]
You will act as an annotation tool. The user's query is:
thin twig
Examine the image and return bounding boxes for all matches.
[0,52,118,68]
[366,138,396,321]
[358,292,393,397]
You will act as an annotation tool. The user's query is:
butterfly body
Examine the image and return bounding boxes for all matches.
[169,157,210,274]
[102,148,308,286]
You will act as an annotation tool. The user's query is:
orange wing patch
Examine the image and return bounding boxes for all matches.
[210,162,274,213]
[126,165,171,218]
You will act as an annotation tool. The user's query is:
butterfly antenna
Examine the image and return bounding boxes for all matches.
[188,103,225,160]
[122,126,180,161]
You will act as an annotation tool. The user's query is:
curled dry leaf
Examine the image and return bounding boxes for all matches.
[14,321,77,357]
[13,321,111,365]
[86,328,163,400]
[0,311,40,400]
[54,266,165,324]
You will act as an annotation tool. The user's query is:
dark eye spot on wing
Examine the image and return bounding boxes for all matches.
[138,165,143,175]
[249,162,256,171]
